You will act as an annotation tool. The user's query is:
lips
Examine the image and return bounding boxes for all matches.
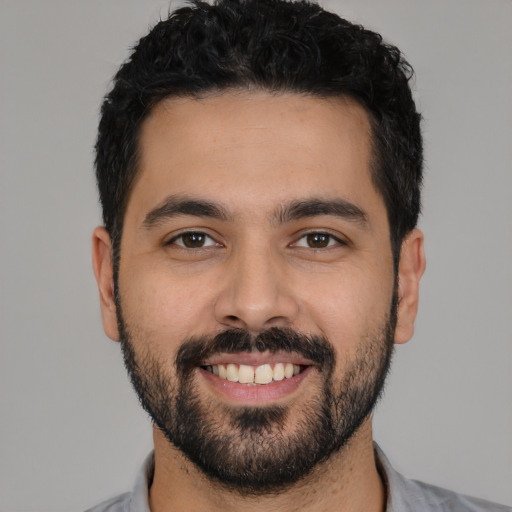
[199,362,313,404]
[176,328,332,404]
[198,352,313,404]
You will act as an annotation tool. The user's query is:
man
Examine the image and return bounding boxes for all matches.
[89,1,510,511]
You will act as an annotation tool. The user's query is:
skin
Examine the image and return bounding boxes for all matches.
[92,91,425,512]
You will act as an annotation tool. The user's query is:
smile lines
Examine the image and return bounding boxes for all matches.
[202,363,304,385]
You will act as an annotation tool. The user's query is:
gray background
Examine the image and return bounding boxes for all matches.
[0,0,511,510]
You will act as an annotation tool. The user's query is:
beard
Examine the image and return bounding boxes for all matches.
[118,304,396,495]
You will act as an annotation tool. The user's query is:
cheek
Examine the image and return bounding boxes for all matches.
[297,264,394,348]
[118,265,218,349]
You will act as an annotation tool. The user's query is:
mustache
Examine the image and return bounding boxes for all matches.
[175,327,336,373]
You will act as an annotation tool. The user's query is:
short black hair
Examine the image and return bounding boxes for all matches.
[95,0,422,269]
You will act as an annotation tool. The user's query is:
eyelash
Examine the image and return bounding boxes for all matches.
[166,230,346,250]
[292,232,346,249]
[166,231,220,249]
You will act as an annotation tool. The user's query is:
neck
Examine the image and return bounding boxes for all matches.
[149,419,386,512]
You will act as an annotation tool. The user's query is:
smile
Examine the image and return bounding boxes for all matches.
[199,353,314,404]
[202,363,306,385]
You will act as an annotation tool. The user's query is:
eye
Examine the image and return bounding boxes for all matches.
[168,231,219,249]
[293,232,343,249]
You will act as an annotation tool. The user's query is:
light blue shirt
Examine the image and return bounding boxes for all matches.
[86,444,511,512]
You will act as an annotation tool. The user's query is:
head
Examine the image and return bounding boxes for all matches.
[93,0,425,496]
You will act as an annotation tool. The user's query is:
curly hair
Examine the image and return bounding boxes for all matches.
[95,0,422,270]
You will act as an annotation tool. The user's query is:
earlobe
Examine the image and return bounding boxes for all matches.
[92,226,120,341]
[394,229,426,344]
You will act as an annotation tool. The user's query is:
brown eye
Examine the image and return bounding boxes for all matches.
[306,233,331,248]
[170,232,217,248]
[292,232,342,250]
[182,233,206,248]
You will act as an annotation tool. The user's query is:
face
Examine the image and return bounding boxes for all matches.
[93,91,424,493]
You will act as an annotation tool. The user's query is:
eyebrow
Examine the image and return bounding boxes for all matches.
[274,198,369,228]
[142,195,232,228]
[142,195,369,229]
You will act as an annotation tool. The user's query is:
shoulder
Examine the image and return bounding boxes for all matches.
[84,451,154,512]
[84,492,131,512]
[374,444,511,512]
[405,478,511,512]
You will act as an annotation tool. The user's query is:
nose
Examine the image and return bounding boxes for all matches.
[214,244,299,333]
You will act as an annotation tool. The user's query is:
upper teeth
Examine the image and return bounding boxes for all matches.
[208,363,302,385]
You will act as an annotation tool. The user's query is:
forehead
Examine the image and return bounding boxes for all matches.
[128,91,383,224]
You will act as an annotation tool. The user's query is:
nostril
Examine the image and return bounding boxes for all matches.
[221,315,247,329]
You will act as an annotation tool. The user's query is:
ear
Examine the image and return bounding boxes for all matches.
[394,229,426,344]
[92,227,120,341]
